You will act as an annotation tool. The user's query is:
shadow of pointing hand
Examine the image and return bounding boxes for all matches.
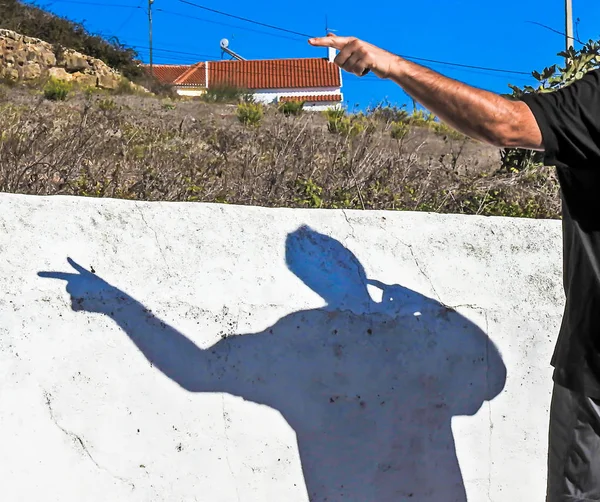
[39,258,118,313]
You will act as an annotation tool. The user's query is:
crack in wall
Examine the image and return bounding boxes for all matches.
[221,395,241,502]
[341,210,373,326]
[44,391,135,490]
[137,205,171,273]
[392,234,444,304]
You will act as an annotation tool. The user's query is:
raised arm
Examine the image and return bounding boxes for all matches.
[309,34,542,150]
[39,258,223,392]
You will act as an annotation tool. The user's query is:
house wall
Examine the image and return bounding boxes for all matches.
[174,86,343,110]
[175,87,207,97]
[300,103,342,111]
[252,87,343,111]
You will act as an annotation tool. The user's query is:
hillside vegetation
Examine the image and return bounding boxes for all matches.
[0,84,560,217]
[1,4,600,218]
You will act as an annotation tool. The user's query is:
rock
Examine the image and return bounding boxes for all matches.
[130,82,150,93]
[62,50,90,72]
[1,67,19,82]
[0,29,17,40]
[97,71,120,90]
[12,49,27,65]
[71,72,97,87]
[21,63,41,80]
[0,29,125,90]
[37,48,56,67]
[2,52,14,65]
[48,67,73,82]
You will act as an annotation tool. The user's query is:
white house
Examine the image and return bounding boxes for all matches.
[148,48,343,111]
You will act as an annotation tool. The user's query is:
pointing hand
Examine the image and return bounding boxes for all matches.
[39,258,114,313]
[308,34,399,79]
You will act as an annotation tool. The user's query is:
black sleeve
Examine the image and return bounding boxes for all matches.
[519,69,600,169]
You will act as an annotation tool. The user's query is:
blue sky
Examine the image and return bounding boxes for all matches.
[26,0,600,109]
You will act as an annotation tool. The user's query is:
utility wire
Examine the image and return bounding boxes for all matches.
[132,44,218,59]
[178,0,313,38]
[114,0,143,35]
[526,20,584,45]
[47,0,142,7]
[157,8,304,42]
[29,0,536,79]
[176,0,532,76]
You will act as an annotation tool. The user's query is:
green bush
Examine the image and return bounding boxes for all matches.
[325,108,350,135]
[294,177,323,207]
[98,98,116,111]
[202,84,252,104]
[408,108,436,126]
[43,78,71,101]
[502,39,600,172]
[367,101,409,123]
[236,102,263,126]
[390,121,409,140]
[278,100,304,116]
[325,109,374,137]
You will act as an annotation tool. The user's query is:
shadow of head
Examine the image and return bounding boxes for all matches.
[285,225,371,312]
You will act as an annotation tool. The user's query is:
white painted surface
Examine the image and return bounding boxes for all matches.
[253,87,343,110]
[176,87,207,97]
[174,86,343,110]
[328,47,337,63]
[0,194,563,501]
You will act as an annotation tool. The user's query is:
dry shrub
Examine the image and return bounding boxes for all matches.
[0,87,560,218]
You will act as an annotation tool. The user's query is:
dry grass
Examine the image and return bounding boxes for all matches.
[0,84,560,218]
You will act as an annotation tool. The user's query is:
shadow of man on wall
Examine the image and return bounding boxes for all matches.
[39,225,506,502]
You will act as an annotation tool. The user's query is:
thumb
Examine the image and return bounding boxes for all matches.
[66,257,91,275]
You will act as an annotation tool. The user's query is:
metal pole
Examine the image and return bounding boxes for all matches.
[565,0,573,61]
[149,0,154,73]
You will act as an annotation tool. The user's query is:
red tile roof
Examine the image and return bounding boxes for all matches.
[148,65,189,84]
[148,63,206,87]
[279,94,342,103]
[209,58,340,90]
[174,62,206,86]
[147,58,340,90]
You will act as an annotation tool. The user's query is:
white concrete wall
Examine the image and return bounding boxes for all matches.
[0,193,563,501]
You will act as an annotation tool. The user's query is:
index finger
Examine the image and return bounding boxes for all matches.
[38,271,78,281]
[308,34,354,50]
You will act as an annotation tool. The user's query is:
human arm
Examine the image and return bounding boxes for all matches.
[309,35,600,160]
[39,258,223,392]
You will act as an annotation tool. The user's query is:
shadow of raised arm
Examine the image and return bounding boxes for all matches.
[39,258,234,393]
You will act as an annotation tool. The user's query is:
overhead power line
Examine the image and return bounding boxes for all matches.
[526,20,584,46]
[398,55,530,75]
[47,0,142,7]
[132,45,218,59]
[175,0,532,76]
[34,0,535,78]
[178,0,313,39]
[156,9,305,42]
[114,0,143,36]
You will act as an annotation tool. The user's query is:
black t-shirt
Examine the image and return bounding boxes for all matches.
[519,68,600,397]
